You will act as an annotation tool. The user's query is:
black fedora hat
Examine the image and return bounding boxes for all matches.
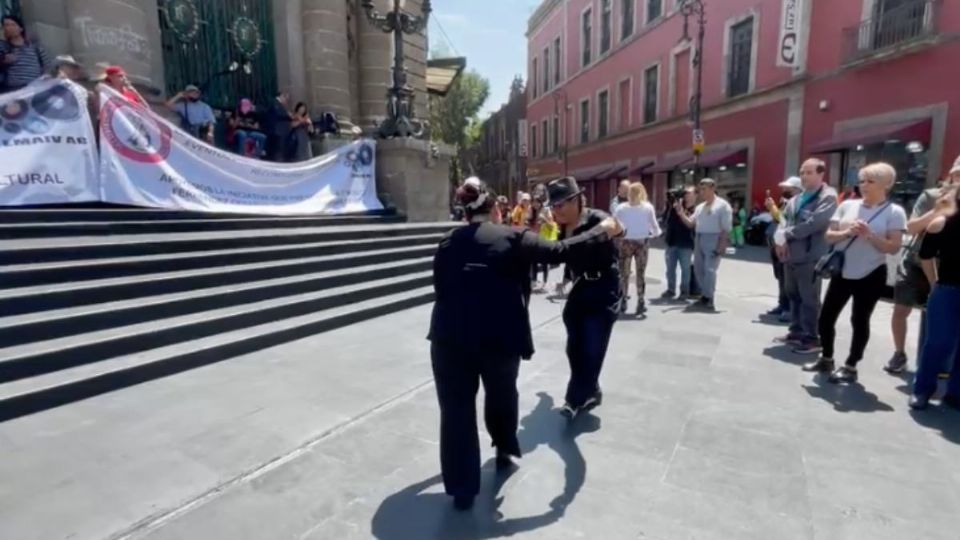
[547,176,583,207]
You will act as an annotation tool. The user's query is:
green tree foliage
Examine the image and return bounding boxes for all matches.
[429,70,490,182]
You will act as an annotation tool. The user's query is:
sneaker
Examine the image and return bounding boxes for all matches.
[909,394,931,410]
[778,311,792,323]
[559,403,577,419]
[774,333,804,346]
[883,352,908,375]
[802,357,835,373]
[660,290,676,300]
[703,298,716,311]
[582,390,603,411]
[828,365,858,384]
[792,340,822,355]
[677,293,692,301]
[766,306,784,316]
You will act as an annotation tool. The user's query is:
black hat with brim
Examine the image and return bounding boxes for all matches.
[547,176,583,207]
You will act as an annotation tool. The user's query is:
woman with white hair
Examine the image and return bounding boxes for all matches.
[803,162,906,383]
[614,182,662,314]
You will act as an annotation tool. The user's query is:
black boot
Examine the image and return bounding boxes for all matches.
[636,298,647,315]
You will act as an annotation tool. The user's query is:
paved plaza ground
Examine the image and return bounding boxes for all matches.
[1,246,958,540]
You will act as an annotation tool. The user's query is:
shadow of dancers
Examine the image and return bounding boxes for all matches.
[369,392,600,539]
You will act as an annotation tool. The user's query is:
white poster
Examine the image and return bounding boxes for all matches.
[98,88,383,215]
[777,0,804,68]
[0,79,99,206]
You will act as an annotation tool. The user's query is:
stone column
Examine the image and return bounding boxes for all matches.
[377,138,455,222]
[301,0,352,123]
[356,0,392,135]
[272,0,307,103]
[63,0,164,94]
[20,0,70,58]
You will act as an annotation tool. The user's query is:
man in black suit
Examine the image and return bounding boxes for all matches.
[548,176,623,418]
[428,177,621,511]
[264,91,292,162]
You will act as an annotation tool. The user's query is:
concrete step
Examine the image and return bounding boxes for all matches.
[0,233,441,288]
[0,286,434,423]
[0,206,398,223]
[0,243,435,316]
[0,222,454,264]
[0,271,433,384]
[0,257,433,348]
[0,214,409,239]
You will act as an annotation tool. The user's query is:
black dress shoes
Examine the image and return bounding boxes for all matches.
[828,366,858,384]
[802,357,835,373]
[495,450,515,471]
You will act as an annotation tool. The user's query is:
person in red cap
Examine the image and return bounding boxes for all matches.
[103,65,145,106]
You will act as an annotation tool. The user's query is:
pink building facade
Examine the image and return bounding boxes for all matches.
[524,0,960,212]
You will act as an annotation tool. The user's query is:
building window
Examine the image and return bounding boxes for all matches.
[541,119,549,155]
[531,57,539,98]
[531,123,538,157]
[598,90,609,139]
[643,65,659,124]
[622,0,635,40]
[580,99,590,144]
[552,116,560,155]
[553,37,561,85]
[647,0,662,23]
[543,47,551,93]
[617,79,630,131]
[582,9,593,67]
[728,17,753,98]
[600,0,612,54]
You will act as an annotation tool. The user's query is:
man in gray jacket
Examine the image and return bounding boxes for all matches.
[774,158,838,354]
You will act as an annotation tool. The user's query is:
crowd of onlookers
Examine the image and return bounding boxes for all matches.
[1,13,330,162]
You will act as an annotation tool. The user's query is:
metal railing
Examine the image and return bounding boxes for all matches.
[842,0,940,64]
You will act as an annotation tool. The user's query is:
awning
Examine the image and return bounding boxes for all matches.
[699,147,749,168]
[570,164,612,181]
[427,57,467,96]
[809,119,932,154]
[629,160,655,176]
[599,165,629,181]
[648,154,694,174]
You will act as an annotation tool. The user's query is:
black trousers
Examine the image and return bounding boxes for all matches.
[563,302,617,408]
[430,343,521,498]
[819,265,887,365]
[770,245,789,310]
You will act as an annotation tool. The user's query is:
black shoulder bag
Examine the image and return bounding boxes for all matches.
[814,202,892,279]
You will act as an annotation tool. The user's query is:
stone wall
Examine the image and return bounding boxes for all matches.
[376,138,454,222]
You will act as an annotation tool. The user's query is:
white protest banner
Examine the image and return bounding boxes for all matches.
[777,0,804,68]
[0,79,99,206]
[98,87,383,215]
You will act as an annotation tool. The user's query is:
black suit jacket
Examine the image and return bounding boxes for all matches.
[428,221,609,359]
[265,100,292,137]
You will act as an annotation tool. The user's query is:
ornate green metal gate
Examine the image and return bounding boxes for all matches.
[1,0,21,18]
[158,0,277,111]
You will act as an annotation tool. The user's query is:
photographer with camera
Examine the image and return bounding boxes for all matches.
[661,185,697,300]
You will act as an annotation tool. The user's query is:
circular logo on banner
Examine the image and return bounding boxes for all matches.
[232,17,262,57]
[165,0,201,42]
[101,97,173,163]
[342,143,375,173]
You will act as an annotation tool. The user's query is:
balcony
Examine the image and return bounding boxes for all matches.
[842,0,940,64]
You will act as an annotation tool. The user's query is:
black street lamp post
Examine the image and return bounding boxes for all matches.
[360,0,432,139]
[679,0,706,181]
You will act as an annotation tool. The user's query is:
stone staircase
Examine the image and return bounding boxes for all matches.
[0,208,451,422]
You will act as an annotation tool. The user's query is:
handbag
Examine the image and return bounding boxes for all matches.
[814,201,892,279]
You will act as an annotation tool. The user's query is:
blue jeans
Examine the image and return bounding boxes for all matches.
[912,284,960,399]
[236,130,267,157]
[665,246,693,295]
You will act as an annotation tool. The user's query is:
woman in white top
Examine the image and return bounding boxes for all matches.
[614,182,662,315]
[803,162,906,384]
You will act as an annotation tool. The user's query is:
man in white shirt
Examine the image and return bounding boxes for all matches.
[675,178,732,310]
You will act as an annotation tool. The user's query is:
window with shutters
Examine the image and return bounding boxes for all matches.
[531,57,539,98]
[647,0,663,24]
[597,90,609,139]
[580,99,590,144]
[622,0,635,40]
[582,9,593,67]
[553,37,561,85]
[600,0,612,54]
[543,47,550,93]
[727,17,754,98]
[643,65,659,124]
